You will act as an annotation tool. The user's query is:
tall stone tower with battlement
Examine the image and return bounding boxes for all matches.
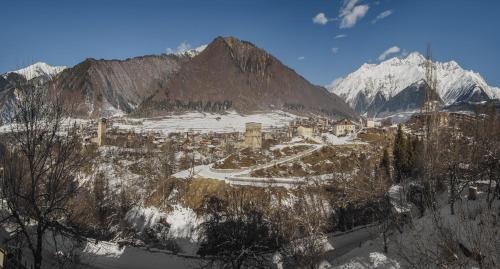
[97,118,107,146]
[244,122,262,150]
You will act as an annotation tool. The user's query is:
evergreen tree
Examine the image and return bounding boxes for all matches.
[407,136,423,178]
[406,137,415,177]
[380,147,391,181]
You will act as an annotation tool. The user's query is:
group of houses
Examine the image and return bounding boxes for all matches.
[83,116,370,154]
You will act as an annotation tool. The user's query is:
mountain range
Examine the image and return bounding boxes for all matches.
[1,37,356,121]
[3,38,499,122]
[329,52,500,117]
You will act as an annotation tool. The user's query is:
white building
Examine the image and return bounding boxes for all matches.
[366,120,381,128]
[297,126,313,138]
[333,119,356,136]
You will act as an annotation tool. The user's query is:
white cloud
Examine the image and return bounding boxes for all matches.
[313,13,329,25]
[166,41,191,54]
[372,10,393,24]
[334,34,347,39]
[339,0,369,28]
[378,46,401,61]
[298,56,306,61]
[331,47,339,54]
[340,0,360,17]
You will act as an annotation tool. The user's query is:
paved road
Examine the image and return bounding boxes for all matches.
[173,143,323,183]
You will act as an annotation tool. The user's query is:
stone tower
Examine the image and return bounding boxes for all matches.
[97,118,107,146]
[244,122,262,150]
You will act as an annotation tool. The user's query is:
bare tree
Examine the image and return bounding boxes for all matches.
[197,195,282,269]
[395,107,500,268]
[0,82,86,269]
[279,188,330,269]
[159,140,177,178]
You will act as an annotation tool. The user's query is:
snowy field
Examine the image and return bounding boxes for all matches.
[112,110,299,134]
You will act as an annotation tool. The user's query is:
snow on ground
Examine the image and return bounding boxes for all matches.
[125,206,167,233]
[322,133,356,145]
[123,205,200,256]
[92,146,144,193]
[330,242,401,269]
[125,205,199,241]
[112,110,299,135]
[101,100,128,118]
[172,144,323,185]
[329,189,500,269]
[84,240,125,258]
[166,205,198,240]
[269,142,313,151]
[81,243,201,269]
[387,185,415,214]
[173,131,364,187]
[321,130,368,145]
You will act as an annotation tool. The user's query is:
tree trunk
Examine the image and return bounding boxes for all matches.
[34,232,44,269]
[383,230,388,253]
[449,174,456,215]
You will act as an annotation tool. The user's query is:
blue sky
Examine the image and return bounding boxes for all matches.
[1,0,499,86]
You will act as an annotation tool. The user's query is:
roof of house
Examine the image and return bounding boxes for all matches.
[335,119,356,126]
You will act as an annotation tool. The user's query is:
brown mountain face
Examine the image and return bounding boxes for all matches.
[0,73,27,123]
[45,36,356,119]
[136,37,357,119]
[50,54,187,117]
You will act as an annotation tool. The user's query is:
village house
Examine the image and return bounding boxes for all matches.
[366,120,381,128]
[297,126,314,138]
[333,119,356,136]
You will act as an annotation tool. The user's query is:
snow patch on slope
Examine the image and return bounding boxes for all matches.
[113,110,299,135]
[125,205,199,240]
[176,44,208,58]
[490,86,500,99]
[9,62,66,80]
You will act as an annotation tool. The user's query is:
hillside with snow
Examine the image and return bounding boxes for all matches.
[329,52,500,116]
[7,62,66,81]
[175,44,208,58]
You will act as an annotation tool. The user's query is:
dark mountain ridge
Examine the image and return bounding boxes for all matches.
[136,36,356,119]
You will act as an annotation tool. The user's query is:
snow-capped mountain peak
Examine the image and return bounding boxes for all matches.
[329,52,499,113]
[175,44,208,58]
[403,51,426,62]
[9,62,66,81]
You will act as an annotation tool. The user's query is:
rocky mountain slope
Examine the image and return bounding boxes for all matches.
[137,36,356,119]
[0,63,66,122]
[50,54,189,117]
[1,37,356,120]
[0,73,27,123]
[376,80,442,117]
[329,52,500,116]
